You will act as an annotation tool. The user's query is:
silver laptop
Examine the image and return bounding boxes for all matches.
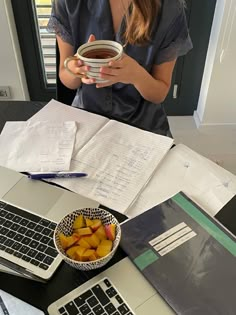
[0,165,98,281]
[47,257,175,315]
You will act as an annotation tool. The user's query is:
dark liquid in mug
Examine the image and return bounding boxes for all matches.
[82,49,118,59]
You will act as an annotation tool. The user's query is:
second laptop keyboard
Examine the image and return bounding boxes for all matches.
[0,200,59,271]
[56,277,134,315]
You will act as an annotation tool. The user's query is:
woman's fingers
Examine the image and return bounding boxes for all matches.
[88,34,96,42]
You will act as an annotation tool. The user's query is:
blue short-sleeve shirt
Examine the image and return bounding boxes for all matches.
[48,0,192,135]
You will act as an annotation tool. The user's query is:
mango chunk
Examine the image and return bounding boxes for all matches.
[73,214,85,229]
[96,239,113,257]
[59,233,79,249]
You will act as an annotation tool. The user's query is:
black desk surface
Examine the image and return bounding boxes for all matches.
[0,101,235,314]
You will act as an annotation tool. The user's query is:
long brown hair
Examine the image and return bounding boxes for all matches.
[123,0,162,45]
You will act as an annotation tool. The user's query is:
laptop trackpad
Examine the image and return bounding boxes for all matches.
[2,176,63,216]
[135,294,175,315]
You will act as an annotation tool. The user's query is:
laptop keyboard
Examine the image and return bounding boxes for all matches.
[57,278,135,315]
[0,200,59,271]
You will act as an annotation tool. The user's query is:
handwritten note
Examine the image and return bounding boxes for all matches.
[49,120,173,213]
[0,121,77,172]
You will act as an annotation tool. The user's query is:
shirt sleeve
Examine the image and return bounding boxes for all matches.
[47,0,73,46]
[155,2,193,65]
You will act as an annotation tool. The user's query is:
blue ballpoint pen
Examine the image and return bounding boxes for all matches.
[28,172,88,180]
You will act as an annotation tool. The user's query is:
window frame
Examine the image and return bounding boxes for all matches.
[11,0,56,101]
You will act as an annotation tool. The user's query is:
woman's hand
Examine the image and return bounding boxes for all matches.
[65,34,96,85]
[96,54,142,88]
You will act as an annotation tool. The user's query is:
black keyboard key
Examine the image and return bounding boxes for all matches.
[19,245,30,254]
[27,249,37,258]
[34,225,44,233]
[37,243,47,252]
[34,232,43,241]
[58,306,66,314]
[106,287,117,298]
[45,247,58,258]
[64,301,78,315]
[0,227,9,235]
[42,227,51,236]
[29,240,40,249]
[14,234,24,242]
[11,223,20,231]
[20,219,29,226]
[105,302,116,314]
[0,244,6,251]
[18,226,27,234]
[104,279,112,287]
[43,255,54,266]
[5,213,14,220]
[30,259,40,266]
[13,251,23,259]
[22,237,31,245]
[6,230,16,239]
[12,242,22,251]
[25,230,35,238]
[91,285,110,306]
[74,290,93,307]
[5,248,14,255]
[35,252,46,262]
[12,215,21,223]
[4,239,14,247]
[48,222,57,229]
[87,296,99,308]
[3,220,13,228]
[0,235,7,243]
[41,236,50,244]
[115,295,123,304]
[27,221,37,229]
[118,304,130,315]
[39,218,51,227]
[22,255,31,262]
[0,209,7,217]
[39,263,49,270]
[92,304,104,315]
[0,217,6,225]
[79,303,91,315]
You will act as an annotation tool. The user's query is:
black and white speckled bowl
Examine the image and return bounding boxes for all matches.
[54,208,121,270]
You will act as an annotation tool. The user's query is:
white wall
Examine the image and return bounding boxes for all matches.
[0,0,29,100]
[195,0,236,126]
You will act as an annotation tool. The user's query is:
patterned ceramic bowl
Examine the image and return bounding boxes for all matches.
[54,208,121,270]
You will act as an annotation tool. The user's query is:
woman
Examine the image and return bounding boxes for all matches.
[48,0,192,136]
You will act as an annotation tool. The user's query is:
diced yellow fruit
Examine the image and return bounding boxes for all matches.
[95,225,107,241]
[75,246,86,261]
[82,249,96,261]
[59,233,79,249]
[86,233,101,248]
[88,251,98,261]
[75,227,93,236]
[77,237,92,249]
[66,246,81,259]
[91,219,102,231]
[105,224,116,241]
[96,239,113,257]
[73,214,85,229]
[85,218,93,227]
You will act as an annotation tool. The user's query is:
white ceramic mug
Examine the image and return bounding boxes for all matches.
[64,40,123,82]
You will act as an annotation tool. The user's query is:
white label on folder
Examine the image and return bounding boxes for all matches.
[149,222,187,246]
[153,226,192,251]
[158,231,197,256]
